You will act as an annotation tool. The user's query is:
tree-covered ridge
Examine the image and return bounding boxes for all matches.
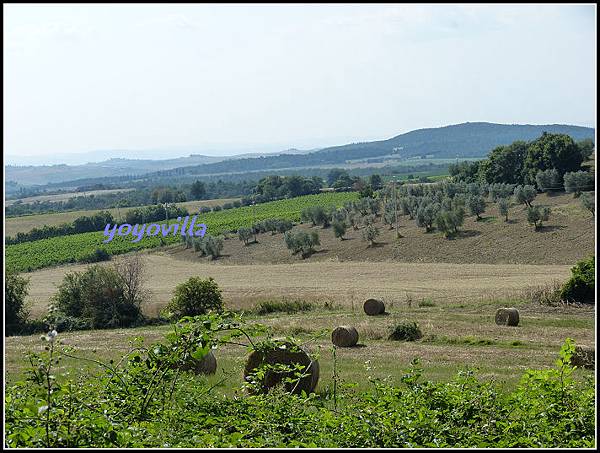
[143,123,594,178]
[450,133,594,187]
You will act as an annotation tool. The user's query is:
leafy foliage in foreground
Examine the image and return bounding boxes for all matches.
[4,315,595,448]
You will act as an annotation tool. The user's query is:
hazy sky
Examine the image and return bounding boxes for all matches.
[3,4,597,160]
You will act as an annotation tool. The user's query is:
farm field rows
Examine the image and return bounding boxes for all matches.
[5,188,135,206]
[5,192,359,272]
[5,197,242,237]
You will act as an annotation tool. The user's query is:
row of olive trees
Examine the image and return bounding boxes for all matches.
[183,233,225,260]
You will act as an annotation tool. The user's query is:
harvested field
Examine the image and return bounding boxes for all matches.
[22,253,572,319]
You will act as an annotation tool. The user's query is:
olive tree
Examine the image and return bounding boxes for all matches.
[564,171,595,197]
[204,235,224,259]
[416,201,440,232]
[332,220,347,240]
[580,193,595,216]
[514,185,537,207]
[497,197,510,222]
[527,206,551,230]
[467,195,486,220]
[535,169,561,192]
[361,224,380,247]
[435,206,465,238]
[238,227,255,245]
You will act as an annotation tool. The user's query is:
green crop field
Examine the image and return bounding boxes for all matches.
[6,192,359,273]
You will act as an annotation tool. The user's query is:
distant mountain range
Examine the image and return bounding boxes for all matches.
[5,148,314,186]
[5,122,594,187]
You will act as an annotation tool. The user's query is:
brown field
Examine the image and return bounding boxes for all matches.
[5,197,240,237]
[5,188,135,206]
[170,192,594,266]
[22,253,573,319]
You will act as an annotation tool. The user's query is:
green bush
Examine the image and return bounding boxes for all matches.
[50,265,144,330]
[5,272,30,335]
[167,277,223,317]
[560,256,595,304]
[388,321,423,341]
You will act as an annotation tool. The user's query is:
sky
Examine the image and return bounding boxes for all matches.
[3,4,597,164]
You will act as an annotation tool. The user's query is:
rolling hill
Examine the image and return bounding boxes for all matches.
[6,122,594,189]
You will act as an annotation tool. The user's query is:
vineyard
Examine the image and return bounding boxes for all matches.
[6,192,359,273]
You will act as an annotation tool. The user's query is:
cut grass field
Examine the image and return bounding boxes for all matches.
[5,301,594,393]
[5,197,241,237]
[20,253,573,319]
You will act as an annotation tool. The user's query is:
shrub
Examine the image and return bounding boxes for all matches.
[332,220,347,240]
[527,205,551,230]
[388,321,423,341]
[564,171,595,197]
[535,169,561,192]
[514,185,537,207]
[5,272,30,335]
[167,277,223,317]
[50,264,144,330]
[212,205,223,212]
[580,193,595,216]
[497,197,510,222]
[560,256,594,304]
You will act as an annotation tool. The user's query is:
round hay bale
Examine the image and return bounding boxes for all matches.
[244,341,319,395]
[331,326,359,347]
[364,298,385,316]
[495,308,519,326]
[571,345,595,369]
[178,350,217,375]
